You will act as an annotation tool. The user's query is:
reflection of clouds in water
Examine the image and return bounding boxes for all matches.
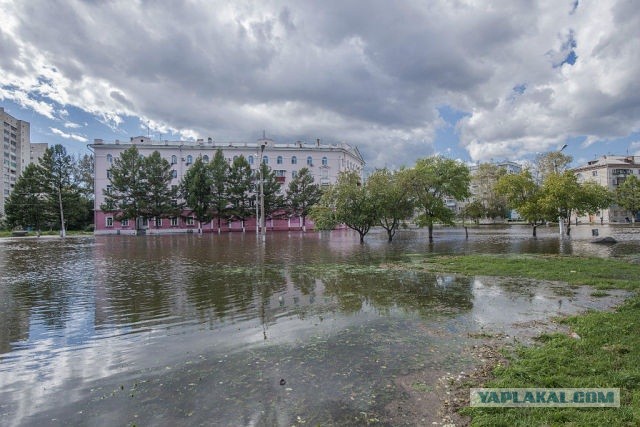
[470,277,628,335]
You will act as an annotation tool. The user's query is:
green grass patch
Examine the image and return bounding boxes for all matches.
[462,296,640,426]
[406,253,640,291]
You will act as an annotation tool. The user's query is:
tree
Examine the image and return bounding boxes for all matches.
[460,200,485,225]
[495,170,546,236]
[75,153,94,201]
[616,175,640,224]
[39,144,86,237]
[4,163,49,231]
[534,151,572,183]
[101,145,147,229]
[140,151,178,226]
[471,163,509,221]
[286,167,322,231]
[181,156,214,232]
[227,155,253,231]
[367,168,413,242]
[210,149,229,232]
[575,181,613,224]
[403,157,471,241]
[311,171,377,243]
[258,162,284,221]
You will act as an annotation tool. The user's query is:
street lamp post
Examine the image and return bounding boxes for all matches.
[258,141,267,242]
[557,144,568,236]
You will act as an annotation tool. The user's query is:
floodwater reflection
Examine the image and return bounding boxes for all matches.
[0,228,633,426]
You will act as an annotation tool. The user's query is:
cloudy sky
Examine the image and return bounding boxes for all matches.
[1,0,639,169]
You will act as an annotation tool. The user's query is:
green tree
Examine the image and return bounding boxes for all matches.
[39,144,87,236]
[460,200,485,225]
[75,153,94,201]
[101,145,147,230]
[616,175,640,224]
[403,157,471,241]
[310,171,377,244]
[286,167,322,231]
[210,149,229,232]
[141,151,178,226]
[4,163,48,231]
[471,163,509,221]
[258,162,284,221]
[534,151,572,183]
[539,172,578,235]
[181,156,214,232]
[227,155,253,231]
[367,168,413,242]
[495,170,546,236]
[575,181,613,224]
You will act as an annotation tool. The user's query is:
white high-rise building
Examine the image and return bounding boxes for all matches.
[1,107,31,217]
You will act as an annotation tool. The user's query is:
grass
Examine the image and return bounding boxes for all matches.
[406,253,640,290]
[0,229,93,237]
[403,254,640,426]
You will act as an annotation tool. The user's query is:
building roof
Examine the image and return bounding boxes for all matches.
[91,136,365,164]
[572,155,640,172]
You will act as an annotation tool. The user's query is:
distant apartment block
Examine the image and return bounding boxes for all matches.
[1,107,31,216]
[572,155,640,223]
[90,136,365,234]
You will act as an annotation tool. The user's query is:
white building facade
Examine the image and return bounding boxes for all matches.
[1,107,31,217]
[91,136,365,234]
[572,155,640,224]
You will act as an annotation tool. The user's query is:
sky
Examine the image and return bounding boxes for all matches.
[1,0,639,170]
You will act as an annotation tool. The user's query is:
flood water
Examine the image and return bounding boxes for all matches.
[0,225,637,426]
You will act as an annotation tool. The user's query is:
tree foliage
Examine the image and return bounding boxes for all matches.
[367,168,413,242]
[210,149,229,231]
[310,171,377,243]
[141,151,178,224]
[258,162,284,219]
[403,157,471,240]
[102,145,148,225]
[616,175,640,223]
[495,170,546,236]
[4,163,49,230]
[227,155,253,229]
[181,156,214,231]
[286,167,322,230]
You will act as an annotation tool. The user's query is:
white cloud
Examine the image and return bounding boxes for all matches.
[0,0,638,166]
[50,127,88,143]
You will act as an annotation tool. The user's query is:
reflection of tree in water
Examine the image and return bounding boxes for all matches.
[312,268,474,316]
[185,266,287,323]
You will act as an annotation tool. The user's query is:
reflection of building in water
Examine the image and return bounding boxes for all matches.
[0,284,31,355]
[572,155,640,223]
[91,136,365,235]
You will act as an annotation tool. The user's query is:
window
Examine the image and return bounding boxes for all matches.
[275,170,286,177]
[307,156,313,166]
[186,216,195,226]
[248,155,254,165]
[292,170,298,179]
[106,185,112,194]
[171,155,177,164]
[106,217,113,227]
[186,155,193,165]
[172,170,177,178]
[106,154,113,164]
[277,156,283,164]
[142,218,149,227]
[592,171,598,176]
[322,156,328,166]
[203,155,209,163]
[106,169,112,179]
[171,199,178,207]
[263,155,268,164]
[291,156,297,165]
[155,217,163,227]
[121,219,129,227]
[170,217,178,227]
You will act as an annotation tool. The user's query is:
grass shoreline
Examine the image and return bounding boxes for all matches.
[402,254,640,426]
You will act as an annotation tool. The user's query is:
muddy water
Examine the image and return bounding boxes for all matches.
[0,227,633,426]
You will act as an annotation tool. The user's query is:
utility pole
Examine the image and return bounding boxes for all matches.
[557,144,568,236]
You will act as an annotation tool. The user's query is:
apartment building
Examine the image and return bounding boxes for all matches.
[1,107,31,216]
[90,136,365,234]
[572,155,640,223]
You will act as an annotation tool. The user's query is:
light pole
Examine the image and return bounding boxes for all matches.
[259,140,267,242]
[556,144,568,236]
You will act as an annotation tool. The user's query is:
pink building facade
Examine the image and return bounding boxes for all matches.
[90,136,365,235]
